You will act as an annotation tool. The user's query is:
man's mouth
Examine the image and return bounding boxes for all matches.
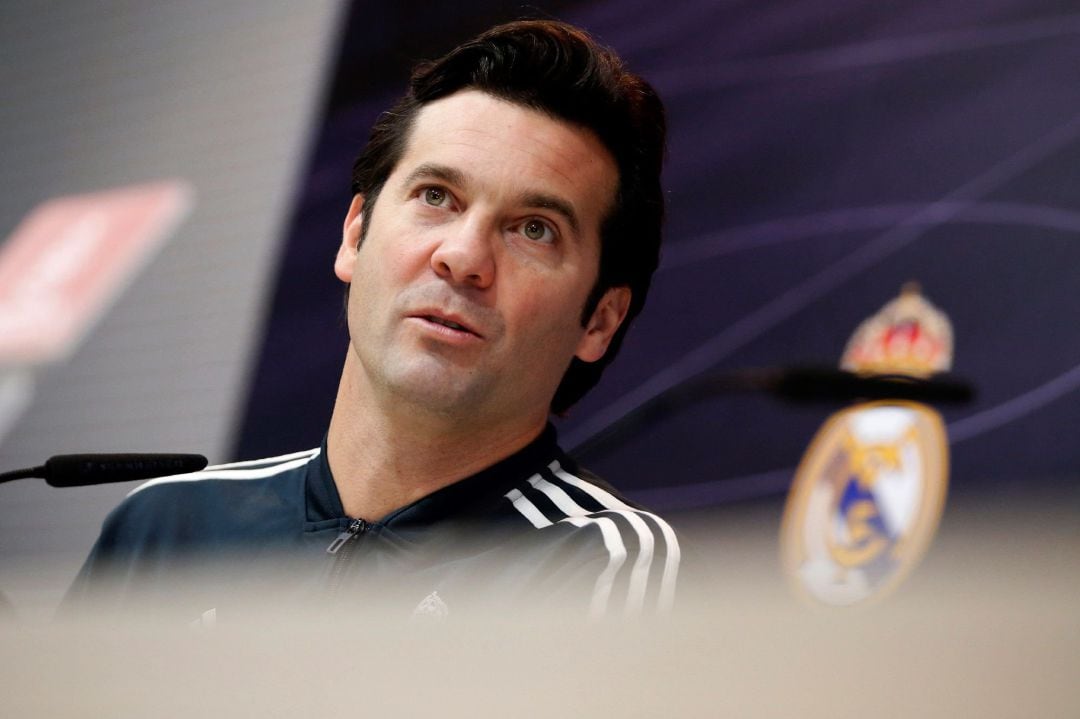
[425,315,469,332]
[414,312,482,338]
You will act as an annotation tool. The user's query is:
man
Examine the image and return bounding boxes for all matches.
[67,20,678,620]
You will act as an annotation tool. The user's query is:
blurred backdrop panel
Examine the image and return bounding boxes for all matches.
[236,0,1080,514]
[0,0,342,614]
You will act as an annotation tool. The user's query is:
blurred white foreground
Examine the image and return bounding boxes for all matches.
[2,497,1076,718]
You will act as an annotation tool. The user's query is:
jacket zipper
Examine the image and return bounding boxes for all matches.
[325,518,369,597]
[327,518,368,554]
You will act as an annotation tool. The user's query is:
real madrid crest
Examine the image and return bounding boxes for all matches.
[781,284,952,606]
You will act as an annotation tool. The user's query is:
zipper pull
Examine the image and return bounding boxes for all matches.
[326,518,368,554]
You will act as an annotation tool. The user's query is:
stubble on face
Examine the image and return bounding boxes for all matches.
[363,281,509,416]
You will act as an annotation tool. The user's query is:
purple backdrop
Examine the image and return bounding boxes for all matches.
[235,0,1080,515]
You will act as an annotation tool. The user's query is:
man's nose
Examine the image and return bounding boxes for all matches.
[429,218,496,288]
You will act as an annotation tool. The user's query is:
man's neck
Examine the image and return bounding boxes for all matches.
[325,356,547,522]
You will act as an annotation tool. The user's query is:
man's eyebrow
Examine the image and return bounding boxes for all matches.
[400,163,468,190]
[521,193,580,236]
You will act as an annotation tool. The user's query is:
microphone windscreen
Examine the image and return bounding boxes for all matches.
[772,367,974,404]
[44,454,208,487]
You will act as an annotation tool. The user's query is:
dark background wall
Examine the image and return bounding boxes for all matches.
[235,0,1080,517]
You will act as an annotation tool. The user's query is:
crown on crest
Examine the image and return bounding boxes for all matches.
[841,282,953,378]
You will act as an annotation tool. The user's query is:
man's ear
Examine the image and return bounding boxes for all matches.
[575,286,632,363]
[334,194,365,283]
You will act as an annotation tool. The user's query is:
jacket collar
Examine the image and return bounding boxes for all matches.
[304,424,562,527]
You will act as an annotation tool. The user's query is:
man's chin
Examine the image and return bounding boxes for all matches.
[380,365,492,418]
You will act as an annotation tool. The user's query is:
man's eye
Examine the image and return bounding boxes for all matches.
[521,219,554,243]
[423,187,448,206]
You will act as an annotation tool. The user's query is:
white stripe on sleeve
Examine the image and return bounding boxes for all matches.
[506,477,629,616]
[204,447,320,471]
[530,475,655,616]
[550,461,681,613]
[563,515,627,618]
[505,480,553,528]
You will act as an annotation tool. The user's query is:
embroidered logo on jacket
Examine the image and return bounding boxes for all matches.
[411,591,449,621]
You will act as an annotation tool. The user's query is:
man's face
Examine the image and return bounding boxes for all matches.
[334,90,628,429]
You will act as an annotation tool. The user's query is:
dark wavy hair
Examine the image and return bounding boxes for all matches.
[350,20,666,415]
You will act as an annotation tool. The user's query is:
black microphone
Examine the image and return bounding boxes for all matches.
[0,453,208,487]
[734,366,974,404]
[572,365,975,459]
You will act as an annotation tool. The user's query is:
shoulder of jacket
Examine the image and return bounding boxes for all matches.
[501,458,681,615]
[502,460,671,530]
